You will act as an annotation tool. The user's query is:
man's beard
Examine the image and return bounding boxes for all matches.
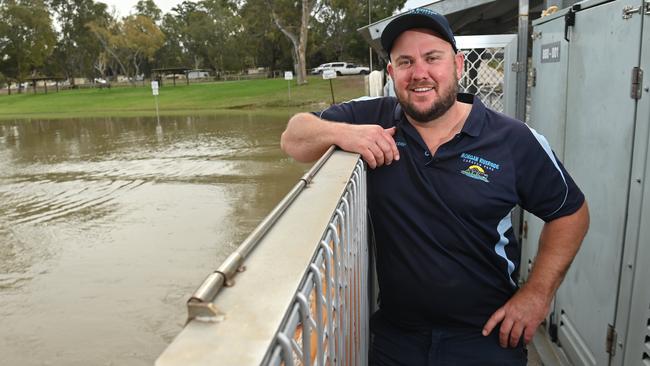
[396,77,459,123]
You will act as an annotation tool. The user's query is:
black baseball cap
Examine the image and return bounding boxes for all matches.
[381,8,457,56]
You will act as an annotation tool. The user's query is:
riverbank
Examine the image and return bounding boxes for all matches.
[0,76,366,120]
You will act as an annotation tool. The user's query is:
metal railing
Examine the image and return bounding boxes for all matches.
[156,150,368,366]
[265,160,368,366]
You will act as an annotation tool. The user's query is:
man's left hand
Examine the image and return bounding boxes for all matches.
[481,285,551,348]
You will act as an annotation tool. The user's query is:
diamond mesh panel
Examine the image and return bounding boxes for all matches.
[459,47,505,113]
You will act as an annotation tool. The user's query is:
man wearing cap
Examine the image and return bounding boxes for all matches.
[281,8,589,365]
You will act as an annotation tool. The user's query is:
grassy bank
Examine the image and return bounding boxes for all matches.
[0,76,366,120]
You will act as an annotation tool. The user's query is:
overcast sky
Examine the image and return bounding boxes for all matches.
[98,0,434,18]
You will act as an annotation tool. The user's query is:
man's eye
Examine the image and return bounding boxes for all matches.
[426,56,440,63]
[397,60,411,68]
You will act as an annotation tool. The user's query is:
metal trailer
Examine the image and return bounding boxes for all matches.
[523,1,650,365]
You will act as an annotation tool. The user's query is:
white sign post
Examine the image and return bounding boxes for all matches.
[151,81,161,125]
[284,71,293,99]
[322,70,337,104]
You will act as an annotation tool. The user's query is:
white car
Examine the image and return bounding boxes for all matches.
[311,62,370,76]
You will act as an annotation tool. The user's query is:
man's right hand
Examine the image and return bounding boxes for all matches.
[281,113,400,168]
[337,125,400,169]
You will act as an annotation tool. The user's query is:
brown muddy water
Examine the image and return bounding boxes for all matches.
[0,113,307,366]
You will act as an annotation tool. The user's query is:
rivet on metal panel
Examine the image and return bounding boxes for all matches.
[531,31,542,40]
[225,279,235,287]
[237,265,246,272]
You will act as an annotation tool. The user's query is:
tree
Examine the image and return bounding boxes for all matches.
[264,0,317,85]
[121,15,165,78]
[135,0,162,22]
[239,0,293,73]
[321,0,406,63]
[156,0,239,73]
[48,0,111,83]
[0,0,56,87]
[89,14,165,82]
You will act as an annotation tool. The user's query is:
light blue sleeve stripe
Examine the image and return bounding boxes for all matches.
[494,213,517,288]
[526,126,569,218]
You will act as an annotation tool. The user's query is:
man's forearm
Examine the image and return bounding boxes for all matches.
[280,112,400,168]
[525,201,590,298]
[482,201,589,347]
[280,112,340,162]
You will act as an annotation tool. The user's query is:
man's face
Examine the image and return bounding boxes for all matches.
[387,29,464,123]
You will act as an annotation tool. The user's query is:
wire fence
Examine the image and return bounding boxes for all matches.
[460,47,506,113]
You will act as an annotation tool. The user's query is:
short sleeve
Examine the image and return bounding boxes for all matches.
[515,127,585,222]
[310,97,400,128]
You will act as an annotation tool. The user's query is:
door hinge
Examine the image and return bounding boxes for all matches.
[606,324,617,356]
[631,67,643,100]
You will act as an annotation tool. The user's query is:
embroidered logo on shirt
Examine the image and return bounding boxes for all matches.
[395,140,407,148]
[461,165,490,182]
[459,153,500,183]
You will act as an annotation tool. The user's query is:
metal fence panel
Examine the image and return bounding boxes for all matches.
[264,161,368,366]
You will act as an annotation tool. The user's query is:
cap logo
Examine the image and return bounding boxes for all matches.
[410,8,441,17]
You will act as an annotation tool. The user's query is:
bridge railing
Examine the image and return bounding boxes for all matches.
[156,149,368,366]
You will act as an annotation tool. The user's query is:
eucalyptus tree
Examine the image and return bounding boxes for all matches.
[121,15,165,79]
[0,0,56,88]
[238,0,293,73]
[318,0,406,63]
[263,0,317,85]
[88,13,165,83]
[255,0,405,84]
[156,0,239,73]
[135,0,162,23]
[48,0,111,83]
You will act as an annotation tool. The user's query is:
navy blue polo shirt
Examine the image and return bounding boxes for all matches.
[315,94,584,330]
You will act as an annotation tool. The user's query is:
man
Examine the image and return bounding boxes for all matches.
[281,8,589,365]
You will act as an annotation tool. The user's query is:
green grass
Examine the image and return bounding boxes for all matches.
[0,76,366,120]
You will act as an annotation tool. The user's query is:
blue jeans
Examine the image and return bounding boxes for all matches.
[369,311,528,366]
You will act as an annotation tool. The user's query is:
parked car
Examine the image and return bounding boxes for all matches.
[311,62,370,76]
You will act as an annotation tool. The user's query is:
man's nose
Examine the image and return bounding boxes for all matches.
[411,60,429,80]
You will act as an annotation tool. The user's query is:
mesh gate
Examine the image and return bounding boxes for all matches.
[456,34,518,118]
[460,47,506,113]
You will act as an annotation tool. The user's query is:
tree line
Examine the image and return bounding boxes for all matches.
[0,0,405,88]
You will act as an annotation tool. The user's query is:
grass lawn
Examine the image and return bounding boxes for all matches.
[0,75,367,120]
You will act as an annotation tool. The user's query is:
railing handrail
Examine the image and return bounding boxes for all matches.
[187,146,336,321]
[156,149,367,366]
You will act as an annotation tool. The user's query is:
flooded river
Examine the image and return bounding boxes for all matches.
[0,113,306,365]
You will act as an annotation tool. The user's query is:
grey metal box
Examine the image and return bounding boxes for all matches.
[526,1,650,365]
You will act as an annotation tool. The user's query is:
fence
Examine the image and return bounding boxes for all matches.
[156,150,368,365]
[265,159,368,366]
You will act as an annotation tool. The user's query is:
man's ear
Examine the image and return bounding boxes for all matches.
[454,51,464,80]
[387,61,394,79]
